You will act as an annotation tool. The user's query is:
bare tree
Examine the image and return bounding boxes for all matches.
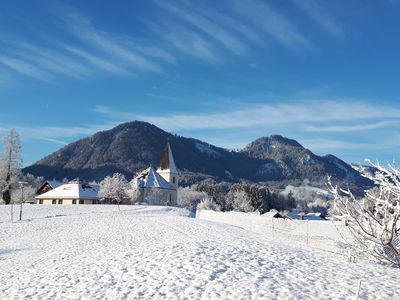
[328,160,400,266]
[0,130,22,205]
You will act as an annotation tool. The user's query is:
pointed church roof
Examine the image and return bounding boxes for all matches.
[158,142,177,173]
[133,167,175,190]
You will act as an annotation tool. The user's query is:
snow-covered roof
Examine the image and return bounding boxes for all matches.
[47,180,63,189]
[284,212,327,220]
[157,142,177,174]
[35,183,99,200]
[133,167,175,190]
[261,210,283,218]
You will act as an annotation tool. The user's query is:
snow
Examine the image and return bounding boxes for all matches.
[133,167,175,190]
[195,142,220,158]
[0,205,399,299]
[335,161,349,174]
[36,182,99,200]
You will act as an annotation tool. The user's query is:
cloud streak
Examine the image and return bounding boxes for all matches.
[231,0,311,50]
[92,100,400,132]
[154,0,247,56]
[293,0,344,38]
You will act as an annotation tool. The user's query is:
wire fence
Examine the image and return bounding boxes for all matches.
[196,209,351,253]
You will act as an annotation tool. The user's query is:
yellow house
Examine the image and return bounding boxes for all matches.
[35,181,99,205]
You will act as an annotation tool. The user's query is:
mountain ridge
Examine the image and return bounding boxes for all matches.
[23,121,371,189]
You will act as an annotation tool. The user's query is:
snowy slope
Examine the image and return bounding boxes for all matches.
[0,205,399,299]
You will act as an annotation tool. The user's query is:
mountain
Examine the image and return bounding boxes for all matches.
[241,135,363,183]
[23,121,371,188]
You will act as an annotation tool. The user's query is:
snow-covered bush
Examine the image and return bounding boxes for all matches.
[177,187,208,211]
[328,161,400,266]
[197,197,221,211]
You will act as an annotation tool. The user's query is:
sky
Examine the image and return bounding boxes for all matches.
[0,0,399,166]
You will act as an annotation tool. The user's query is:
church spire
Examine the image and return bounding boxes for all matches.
[158,141,177,174]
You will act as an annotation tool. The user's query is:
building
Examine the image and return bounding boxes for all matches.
[36,180,63,195]
[131,142,178,205]
[35,181,99,205]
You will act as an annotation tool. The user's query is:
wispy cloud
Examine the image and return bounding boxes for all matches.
[154,0,247,56]
[0,53,51,82]
[0,42,95,80]
[92,100,400,131]
[231,0,311,50]
[66,13,165,74]
[0,122,119,146]
[153,23,220,63]
[304,120,398,132]
[62,45,132,77]
[39,137,69,146]
[292,0,344,38]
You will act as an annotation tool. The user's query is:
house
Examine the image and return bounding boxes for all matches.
[284,212,327,220]
[261,210,284,219]
[36,180,63,195]
[35,181,99,205]
[303,212,327,221]
[131,142,178,205]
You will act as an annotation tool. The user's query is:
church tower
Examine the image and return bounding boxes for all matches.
[157,142,178,189]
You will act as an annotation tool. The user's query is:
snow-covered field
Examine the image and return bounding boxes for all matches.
[0,205,399,299]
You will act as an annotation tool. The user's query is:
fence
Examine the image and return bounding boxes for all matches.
[196,209,351,253]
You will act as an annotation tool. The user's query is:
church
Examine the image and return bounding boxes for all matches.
[131,142,178,205]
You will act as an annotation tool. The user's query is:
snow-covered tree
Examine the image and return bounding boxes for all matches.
[194,179,226,208]
[126,180,141,204]
[227,190,254,212]
[197,197,221,211]
[328,161,400,266]
[99,173,128,208]
[11,185,36,204]
[177,187,208,211]
[0,130,22,205]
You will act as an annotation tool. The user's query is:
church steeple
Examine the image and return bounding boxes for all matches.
[157,141,178,188]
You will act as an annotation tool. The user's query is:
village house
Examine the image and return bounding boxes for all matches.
[34,142,178,206]
[35,181,99,205]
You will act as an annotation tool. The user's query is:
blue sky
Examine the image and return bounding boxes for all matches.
[0,0,399,166]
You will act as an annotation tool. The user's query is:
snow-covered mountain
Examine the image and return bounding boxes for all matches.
[24,121,371,188]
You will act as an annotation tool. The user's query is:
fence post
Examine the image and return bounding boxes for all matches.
[306,219,309,246]
[271,218,274,240]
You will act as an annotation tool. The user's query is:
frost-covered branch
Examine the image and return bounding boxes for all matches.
[328,161,400,266]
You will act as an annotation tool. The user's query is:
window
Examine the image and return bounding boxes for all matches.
[92,200,97,204]
[39,199,43,204]
[79,199,84,204]
[58,199,63,205]
[72,199,76,204]
[52,199,56,204]
[172,177,176,184]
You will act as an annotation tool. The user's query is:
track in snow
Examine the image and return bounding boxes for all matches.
[0,205,399,299]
